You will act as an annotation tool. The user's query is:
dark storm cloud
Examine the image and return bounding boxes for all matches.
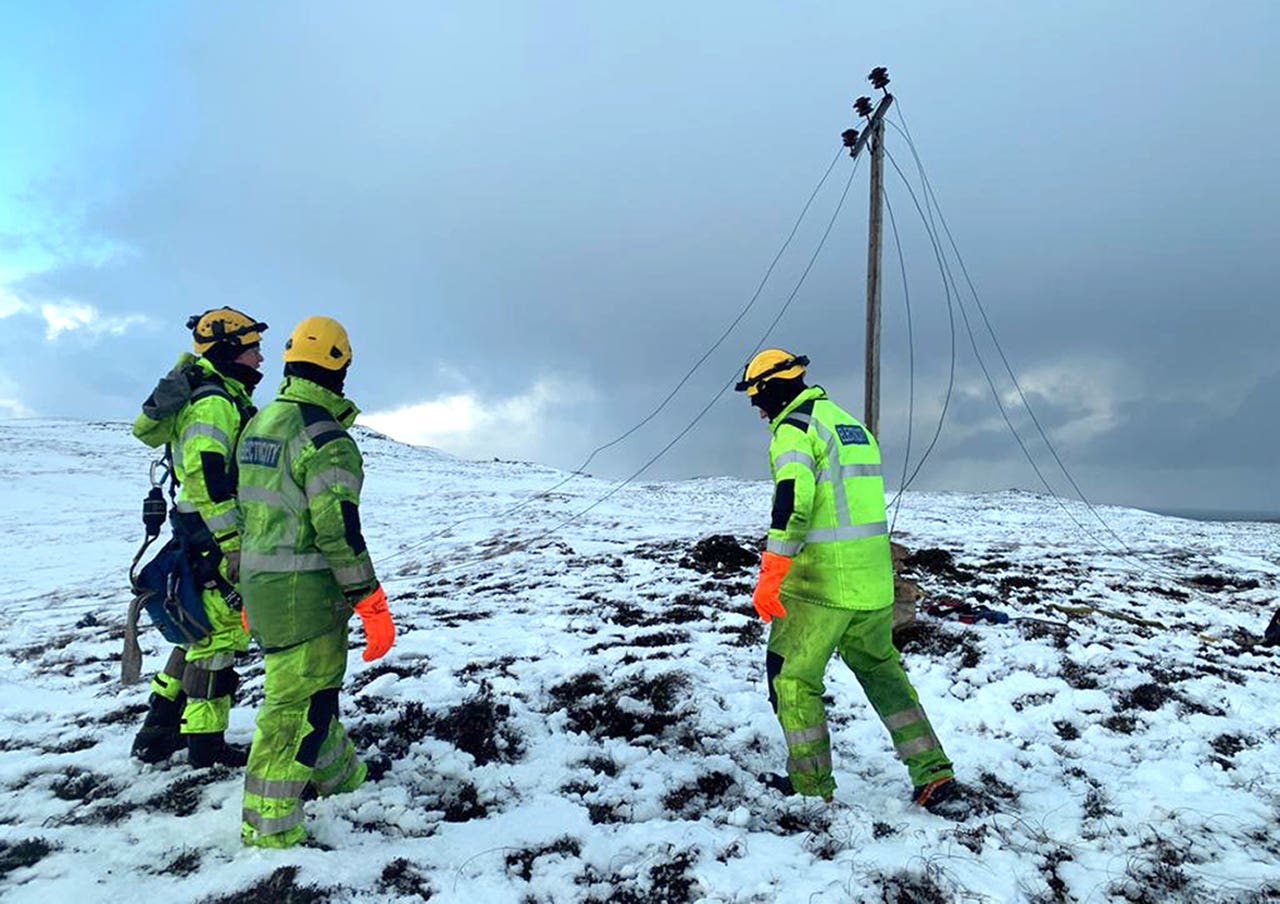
[4,1,1279,514]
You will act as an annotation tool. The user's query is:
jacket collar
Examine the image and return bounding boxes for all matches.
[770,385,826,432]
[195,355,253,405]
[278,376,360,427]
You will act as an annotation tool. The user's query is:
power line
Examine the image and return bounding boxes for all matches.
[381,148,849,569]
[888,111,1149,562]
[882,115,1186,583]
[881,185,915,536]
[411,155,864,578]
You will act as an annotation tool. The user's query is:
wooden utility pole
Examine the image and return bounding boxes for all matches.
[864,116,886,438]
[844,72,894,438]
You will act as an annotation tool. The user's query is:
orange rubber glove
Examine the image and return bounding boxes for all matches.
[354,584,395,662]
[752,551,792,623]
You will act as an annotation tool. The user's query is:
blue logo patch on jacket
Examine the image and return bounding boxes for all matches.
[239,437,283,468]
[836,424,868,445]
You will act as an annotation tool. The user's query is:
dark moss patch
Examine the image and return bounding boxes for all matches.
[429,693,525,766]
[1102,714,1138,734]
[145,768,232,816]
[96,703,148,726]
[954,823,988,854]
[579,847,701,904]
[662,770,734,818]
[607,602,648,627]
[200,866,335,904]
[351,690,523,765]
[506,835,582,881]
[50,768,119,803]
[1018,618,1071,649]
[631,631,690,648]
[579,755,619,778]
[725,619,763,647]
[0,838,55,881]
[548,671,692,747]
[347,661,419,694]
[902,548,976,584]
[895,623,981,669]
[1040,847,1073,903]
[876,869,951,904]
[679,535,756,576]
[1012,692,1056,712]
[979,771,1020,803]
[1054,720,1080,741]
[441,781,488,823]
[41,736,98,755]
[1120,683,1176,712]
[998,574,1040,594]
[1187,574,1260,593]
[161,848,202,878]
[378,858,433,901]
[1060,659,1099,690]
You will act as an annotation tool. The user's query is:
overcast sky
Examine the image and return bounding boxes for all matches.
[2,1,1278,517]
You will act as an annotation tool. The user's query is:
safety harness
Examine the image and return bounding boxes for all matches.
[121,364,253,685]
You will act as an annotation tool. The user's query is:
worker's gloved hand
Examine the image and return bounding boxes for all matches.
[353,584,395,662]
[752,551,792,623]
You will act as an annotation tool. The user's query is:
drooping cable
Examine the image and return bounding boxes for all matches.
[888,111,1149,561]
[881,185,915,535]
[380,149,848,569]
[421,156,863,577]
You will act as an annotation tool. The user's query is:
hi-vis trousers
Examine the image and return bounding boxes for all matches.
[241,624,365,848]
[766,599,953,798]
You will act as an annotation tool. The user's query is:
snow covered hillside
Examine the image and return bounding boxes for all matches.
[1,418,1278,903]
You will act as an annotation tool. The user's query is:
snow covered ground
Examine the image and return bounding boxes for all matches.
[0,418,1277,903]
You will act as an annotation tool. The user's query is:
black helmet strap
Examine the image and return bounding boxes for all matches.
[735,354,809,393]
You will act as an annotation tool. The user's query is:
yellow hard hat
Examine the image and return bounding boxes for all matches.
[735,348,808,396]
[283,316,352,370]
[187,308,267,355]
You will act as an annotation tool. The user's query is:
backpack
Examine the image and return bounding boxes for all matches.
[133,353,235,449]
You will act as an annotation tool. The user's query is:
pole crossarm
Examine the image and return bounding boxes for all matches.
[845,94,894,161]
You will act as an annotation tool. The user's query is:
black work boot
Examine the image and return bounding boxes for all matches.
[187,732,249,768]
[131,693,187,764]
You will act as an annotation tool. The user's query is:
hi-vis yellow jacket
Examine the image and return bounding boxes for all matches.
[766,386,894,610]
[132,354,255,555]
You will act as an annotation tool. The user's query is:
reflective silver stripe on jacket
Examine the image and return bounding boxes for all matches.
[305,467,362,501]
[773,450,816,474]
[333,560,375,589]
[180,422,231,451]
[884,706,928,731]
[306,421,344,443]
[810,420,852,528]
[203,508,238,533]
[767,538,802,557]
[815,463,882,483]
[805,521,888,543]
[242,806,305,836]
[787,750,833,775]
[784,723,830,747]
[244,775,310,799]
[175,500,200,514]
[242,550,331,572]
[239,486,295,510]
